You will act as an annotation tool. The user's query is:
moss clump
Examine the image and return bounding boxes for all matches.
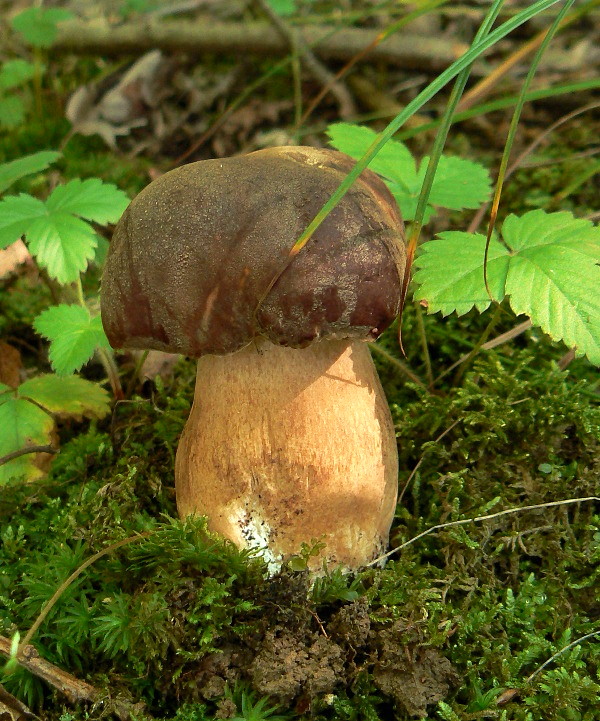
[1,345,598,721]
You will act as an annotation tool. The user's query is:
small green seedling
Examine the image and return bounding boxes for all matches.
[0,155,129,375]
[0,152,126,484]
[10,7,75,49]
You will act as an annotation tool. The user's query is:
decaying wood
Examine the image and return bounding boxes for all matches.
[44,19,477,74]
[0,683,37,721]
[0,636,141,721]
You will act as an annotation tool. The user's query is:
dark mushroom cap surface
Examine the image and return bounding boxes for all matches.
[100,146,406,357]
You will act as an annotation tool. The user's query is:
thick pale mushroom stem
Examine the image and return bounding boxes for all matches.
[175,338,398,572]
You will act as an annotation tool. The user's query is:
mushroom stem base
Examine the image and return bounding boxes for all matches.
[175,338,398,572]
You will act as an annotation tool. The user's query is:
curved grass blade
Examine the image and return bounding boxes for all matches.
[483,0,577,298]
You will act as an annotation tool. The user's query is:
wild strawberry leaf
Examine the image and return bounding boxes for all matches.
[326,123,416,187]
[413,210,600,365]
[33,304,111,375]
[0,194,45,248]
[0,151,60,195]
[11,7,75,49]
[0,179,128,282]
[46,178,129,224]
[0,60,36,92]
[413,231,509,316]
[18,374,110,419]
[27,213,98,283]
[0,395,54,485]
[422,154,492,210]
[326,122,491,221]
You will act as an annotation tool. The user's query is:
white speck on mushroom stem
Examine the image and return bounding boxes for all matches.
[175,337,398,574]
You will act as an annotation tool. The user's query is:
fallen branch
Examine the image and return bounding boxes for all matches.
[0,636,140,720]
[43,18,477,74]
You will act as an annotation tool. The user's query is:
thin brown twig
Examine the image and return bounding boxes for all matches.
[254,0,356,118]
[0,636,139,720]
[0,445,58,467]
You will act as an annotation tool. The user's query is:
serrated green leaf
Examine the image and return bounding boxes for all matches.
[0,60,36,92]
[326,123,416,189]
[412,210,600,365]
[11,7,75,49]
[0,193,45,249]
[501,211,600,364]
[18,374,110,419]
[0,95,26,129]
[413,232,509,315]
[26,212,98,283]
[264,0,296,15]
[424,154,492,210]
[0,151,60,195]
[33,304,111,375]
[327,122,491,221]
[0,397,54,485]
[46,178,129,224]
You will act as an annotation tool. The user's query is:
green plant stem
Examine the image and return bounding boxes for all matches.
[97,346,124,400]
[32,48,43,118]
[451,304,503,387]
[125,349,150,398]
[75,277,123,399]
[368,342,426,389]
[414,303,434,388]
[483,0,576,295]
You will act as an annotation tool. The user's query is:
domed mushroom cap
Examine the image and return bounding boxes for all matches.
[100,146,406,357]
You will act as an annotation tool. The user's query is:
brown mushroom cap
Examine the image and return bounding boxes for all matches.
[100,146,406,356]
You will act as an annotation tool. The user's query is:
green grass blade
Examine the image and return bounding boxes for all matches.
[483,0,577,295]
[290,0,562,257]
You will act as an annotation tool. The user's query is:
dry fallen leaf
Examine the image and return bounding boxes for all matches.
[0,240,32,279]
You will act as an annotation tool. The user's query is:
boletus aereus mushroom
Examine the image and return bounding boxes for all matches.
[101,146,406,573]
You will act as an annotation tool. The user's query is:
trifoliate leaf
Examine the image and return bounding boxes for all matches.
[11,7,75,49]
[0,96,26,129]
[0,178,128,282]
[0,151,60,195]
[0,60,36,92]
[326,122,491,221]
[33,304,111,375]
[412,210,600,365]
[0,396,54,485]
[46,178,129,224]
[18,374,110,419]
[0,193,45,249]
[413,232,509,315]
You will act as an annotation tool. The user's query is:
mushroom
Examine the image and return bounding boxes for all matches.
[100,146,406,572]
